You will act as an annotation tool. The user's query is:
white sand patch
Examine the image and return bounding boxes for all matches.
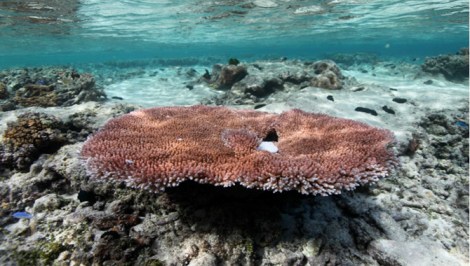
[262,68,468,143]
[253,0,278,8]
[104,67,220,107]
[294,5,325,15]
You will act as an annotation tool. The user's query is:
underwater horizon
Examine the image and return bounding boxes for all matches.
[0,0,468,67]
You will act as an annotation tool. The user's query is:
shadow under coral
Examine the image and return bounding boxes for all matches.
[165,181,331,244]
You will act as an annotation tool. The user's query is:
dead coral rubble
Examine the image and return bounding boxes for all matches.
[0,112,68,170]
[201,64,248,90]
[0,67,106,109]
[201,59,348,106]
[310,60,344,90]
[0,82,8,99]
[81,105,396,195]
[0,108,101,171]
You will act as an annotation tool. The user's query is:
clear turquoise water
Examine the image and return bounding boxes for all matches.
[0,0,468,68]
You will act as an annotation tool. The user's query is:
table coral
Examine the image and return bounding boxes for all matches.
[81,105,396,195]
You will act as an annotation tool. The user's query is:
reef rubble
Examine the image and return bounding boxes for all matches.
[0,59,468,265]
[421,48,469,82]
[0,67,106,111]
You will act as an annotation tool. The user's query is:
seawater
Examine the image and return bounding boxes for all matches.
[0,0,468,68]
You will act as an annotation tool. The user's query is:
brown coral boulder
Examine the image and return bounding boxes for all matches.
[14,84,58,107]
[0,82,8,99]
[1,67,106,108]
[81,105,396,195]
[421,48,469,82]
[0,112,68,170]
[218,64,248,89]
[203,64,248,90]
[310,60,344,89]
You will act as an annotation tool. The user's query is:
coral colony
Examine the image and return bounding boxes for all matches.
[81,105,396,195]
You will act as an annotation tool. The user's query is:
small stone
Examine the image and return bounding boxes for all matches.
[392,97,407,104]
[355,107,378,116]
[351,86,365,92]
[254,103,266,109]
[382,106,395,115]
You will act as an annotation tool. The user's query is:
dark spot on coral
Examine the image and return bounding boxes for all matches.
[101,230,121,240]
[78,189,97,204]
[111,96,123,100]
[71,71,80,79]
[405,133,421,156]
[355,107,378,116]
[263,129,278,142]
[327,95,334,102]
[389,88,397,91]
[424,80,433,85]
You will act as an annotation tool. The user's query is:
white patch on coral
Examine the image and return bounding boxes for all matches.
[257,141,278,153]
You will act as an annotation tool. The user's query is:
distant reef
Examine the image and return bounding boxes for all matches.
[421,47,469,82]
[0,67,106,111]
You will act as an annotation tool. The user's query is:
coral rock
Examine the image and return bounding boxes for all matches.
[0,112,68,170]
[310,60,344,89]
[14,84,58,107]
[81,106,396,195]
[0,82,8,99]
[1,67,106,108]
[204,64,248,90]
[421,48,469,82]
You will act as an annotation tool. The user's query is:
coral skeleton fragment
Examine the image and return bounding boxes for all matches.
[81,105,396,195]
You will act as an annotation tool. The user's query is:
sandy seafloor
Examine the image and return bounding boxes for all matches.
[0,56,468,265]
